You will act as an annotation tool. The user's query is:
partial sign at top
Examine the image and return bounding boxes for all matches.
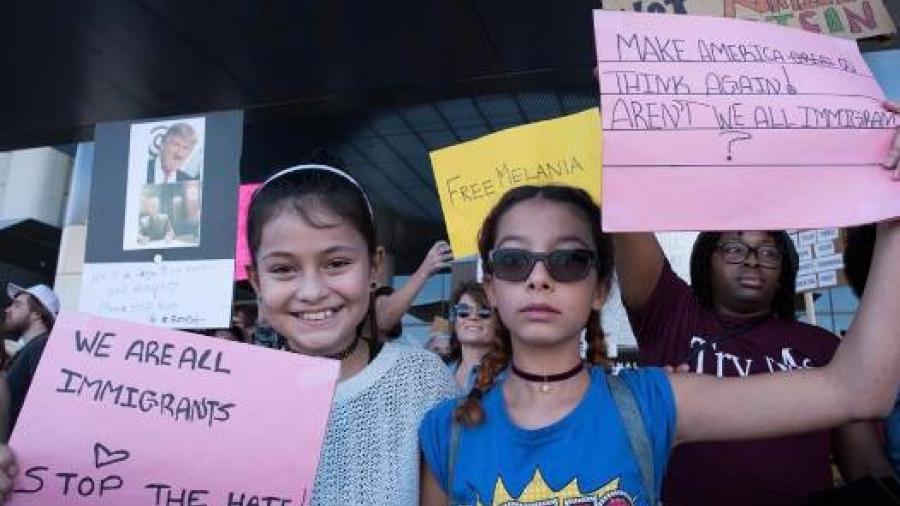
[594,10,900,232]
[430,109,601,257]
[602,0,896,40]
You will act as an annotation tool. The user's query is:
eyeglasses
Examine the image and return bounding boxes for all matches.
[452,303,492,320]
[716,241,782,268]
[488,248,597,283]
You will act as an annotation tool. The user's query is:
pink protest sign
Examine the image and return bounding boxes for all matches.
[235,183,261,281]
[9,312,338,506]
[594,10,900,231]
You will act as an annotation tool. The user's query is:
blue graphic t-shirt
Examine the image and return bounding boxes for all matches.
[419,367,675,506]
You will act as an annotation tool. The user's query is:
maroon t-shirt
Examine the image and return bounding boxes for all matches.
[627,261,840,506]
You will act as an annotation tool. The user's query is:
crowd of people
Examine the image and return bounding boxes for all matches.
[0,100,897,504]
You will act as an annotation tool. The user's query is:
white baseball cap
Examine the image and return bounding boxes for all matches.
[7,283,60,320]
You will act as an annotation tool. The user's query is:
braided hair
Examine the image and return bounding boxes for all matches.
[454,185,614,426]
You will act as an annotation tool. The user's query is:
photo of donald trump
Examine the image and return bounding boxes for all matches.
[146,122,199,184]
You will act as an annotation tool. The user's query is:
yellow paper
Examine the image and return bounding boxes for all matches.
[429,108,601,257]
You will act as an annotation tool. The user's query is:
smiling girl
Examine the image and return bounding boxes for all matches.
[419,185,900,506]
[245,165,457,505]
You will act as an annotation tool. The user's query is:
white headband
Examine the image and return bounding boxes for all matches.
[257,164,374,217]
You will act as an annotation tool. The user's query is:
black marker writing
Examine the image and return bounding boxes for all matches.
[55,368,235,427]
[227,491,295,506]
[12,466,47,494]
[74,330,114,358]
[56,472,123,497]
[124,340,231,375]
[146,483,210,506]
[616,33,687,62]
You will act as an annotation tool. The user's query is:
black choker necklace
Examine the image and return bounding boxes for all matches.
[325,335,360,361]
[510,361,585,393]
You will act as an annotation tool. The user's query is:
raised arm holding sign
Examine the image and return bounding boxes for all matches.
[419,184,900,506]
[599,13,900,504]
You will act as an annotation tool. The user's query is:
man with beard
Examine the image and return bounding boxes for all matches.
[613,231,892,505]
[1,283,59,432]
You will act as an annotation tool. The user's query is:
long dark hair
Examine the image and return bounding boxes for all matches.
[455,185,614,426]
[246,165,381,356]
[445,281,491,364]
[843,225,875,298]
[689,231,799,320]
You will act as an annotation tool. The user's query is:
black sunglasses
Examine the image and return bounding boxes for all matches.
[452,303,492,320]
[488,248,597,283]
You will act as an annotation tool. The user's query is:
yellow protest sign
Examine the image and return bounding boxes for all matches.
[430,108,601,257]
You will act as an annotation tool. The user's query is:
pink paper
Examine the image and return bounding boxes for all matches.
[8,312,338,505]
[594,10,900,231]
[234,183,261,281]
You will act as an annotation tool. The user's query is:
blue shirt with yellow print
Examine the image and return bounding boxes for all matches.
[419,366,675,506]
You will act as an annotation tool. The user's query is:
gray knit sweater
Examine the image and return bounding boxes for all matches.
[311,342,456,505]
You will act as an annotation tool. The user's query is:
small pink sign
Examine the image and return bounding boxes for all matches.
[8,312,338,505]
[235,183,261,281]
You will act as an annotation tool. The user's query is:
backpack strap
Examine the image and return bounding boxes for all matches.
[446,401,463,503]
[608,374,657,506]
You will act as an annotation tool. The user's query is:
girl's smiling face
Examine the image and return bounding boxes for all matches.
[250,206,377,356]
[485,198,606,348]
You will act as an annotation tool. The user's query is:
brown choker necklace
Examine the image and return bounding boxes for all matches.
[325,335,360,361]
[510,361,585,393]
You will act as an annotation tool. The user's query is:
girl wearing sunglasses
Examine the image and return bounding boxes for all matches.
[446,282,495,391]
[419,184,900,506]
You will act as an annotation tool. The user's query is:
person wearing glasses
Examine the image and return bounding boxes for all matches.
[419,183,900,506]
[445,282,495,391]
[612,229,892,505]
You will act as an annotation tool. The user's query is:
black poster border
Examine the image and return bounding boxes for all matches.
[86,110,243,264]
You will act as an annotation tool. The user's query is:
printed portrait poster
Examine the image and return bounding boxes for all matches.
[80,111,243,329]
[123,117,206,251]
